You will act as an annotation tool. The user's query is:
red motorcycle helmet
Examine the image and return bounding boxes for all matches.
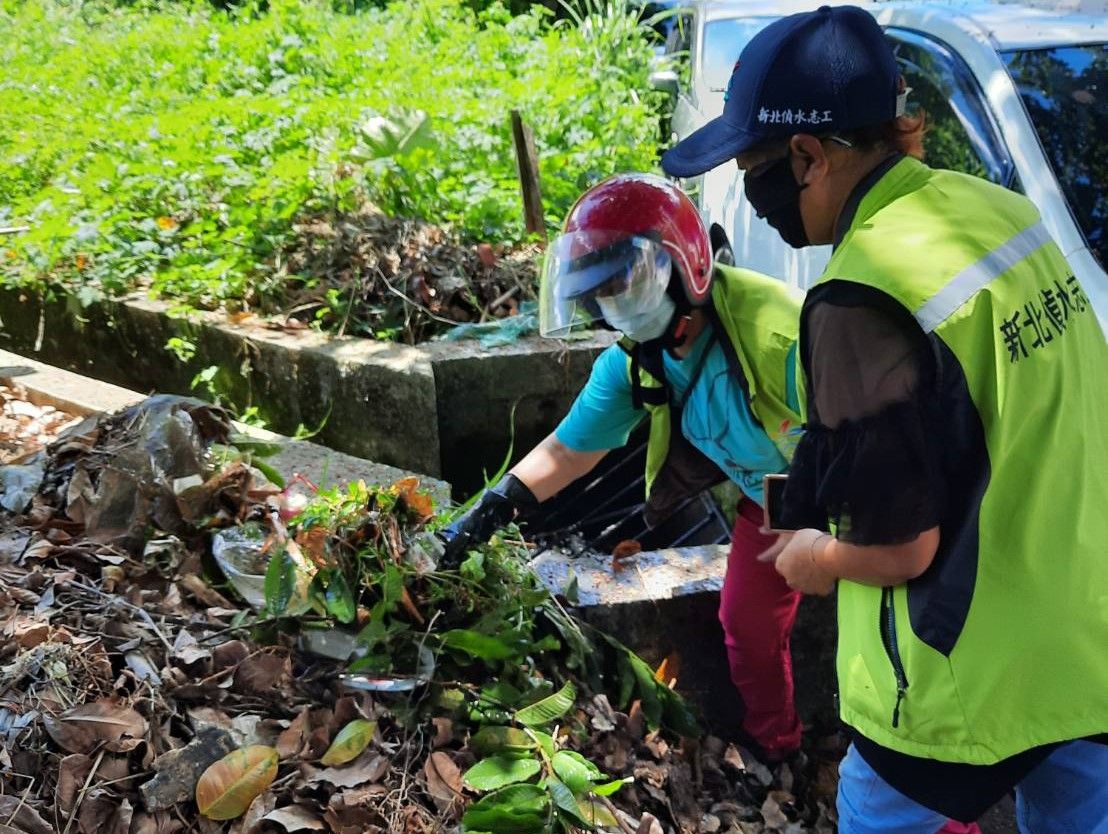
[540,173,713,337]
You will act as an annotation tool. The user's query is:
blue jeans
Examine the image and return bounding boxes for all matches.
[838,741,1108,834]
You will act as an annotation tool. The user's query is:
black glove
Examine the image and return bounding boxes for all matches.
[438,473,538,567]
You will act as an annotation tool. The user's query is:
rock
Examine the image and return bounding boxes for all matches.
[140,726,235,811]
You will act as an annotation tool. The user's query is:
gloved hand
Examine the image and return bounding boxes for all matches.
[438,473,539,567]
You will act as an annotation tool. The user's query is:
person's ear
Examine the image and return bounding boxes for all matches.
[789,133,830,186]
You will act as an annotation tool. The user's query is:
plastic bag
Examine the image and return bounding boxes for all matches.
[0,459,45,513]
[440,302,539,348]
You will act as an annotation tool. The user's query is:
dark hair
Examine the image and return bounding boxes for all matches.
[838,76,928,159]
[837,111,928,160]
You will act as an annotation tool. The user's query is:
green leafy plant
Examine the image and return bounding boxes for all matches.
[459,681,631,833]
[0,0,670,340]
[189,363,267,428]
[165,336,198,363]
[254,477,700,826]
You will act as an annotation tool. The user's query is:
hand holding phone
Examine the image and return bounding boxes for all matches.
[762,473,797,533]
[763,473,831,534]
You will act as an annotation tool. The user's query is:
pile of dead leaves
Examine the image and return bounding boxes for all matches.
[0,395,243,554]
[574,696,840,834]
[0,395,841,834]
[269,205,541,343]
[0,385,81,465]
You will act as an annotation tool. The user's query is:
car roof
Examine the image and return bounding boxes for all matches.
[695,0,1108,50]
[698,0,871,22]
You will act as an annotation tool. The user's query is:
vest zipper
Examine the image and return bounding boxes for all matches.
[880,586,909,728]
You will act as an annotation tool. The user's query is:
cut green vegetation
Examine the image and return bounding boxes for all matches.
[0,0,670,340]
[267,477,698,734]
[261,476,700,831]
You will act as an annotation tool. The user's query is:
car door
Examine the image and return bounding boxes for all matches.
[667,8,700,149]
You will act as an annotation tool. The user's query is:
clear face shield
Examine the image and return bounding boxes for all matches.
[539,232,675,342]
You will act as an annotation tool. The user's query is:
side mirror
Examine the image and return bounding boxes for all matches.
[710,223,734,267]
[649,69,680,97]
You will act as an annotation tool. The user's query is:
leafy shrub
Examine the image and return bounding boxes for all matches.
[0,0,667,317]
[256,476,698,831]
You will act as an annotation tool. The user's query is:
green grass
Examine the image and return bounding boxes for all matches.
[0,0,668,318]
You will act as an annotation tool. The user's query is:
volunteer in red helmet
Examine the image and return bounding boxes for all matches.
[441,173,808,761]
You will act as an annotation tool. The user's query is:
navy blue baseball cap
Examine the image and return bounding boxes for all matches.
[661,5,902,178]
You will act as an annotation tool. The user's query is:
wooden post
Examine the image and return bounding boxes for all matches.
[510,110,547,241]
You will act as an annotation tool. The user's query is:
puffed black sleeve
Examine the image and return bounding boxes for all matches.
[781,282,945,545]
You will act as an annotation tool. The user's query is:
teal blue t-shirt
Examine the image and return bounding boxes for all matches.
[554,328,790,506]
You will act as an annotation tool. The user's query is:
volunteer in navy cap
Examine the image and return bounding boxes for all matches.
[666,6,1108,834]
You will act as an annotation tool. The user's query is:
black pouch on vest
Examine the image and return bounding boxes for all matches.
[643,406,726,528]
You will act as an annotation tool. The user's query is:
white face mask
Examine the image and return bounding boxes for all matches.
[596,292,676,343]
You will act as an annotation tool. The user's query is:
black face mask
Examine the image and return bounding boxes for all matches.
[743,153,810,249]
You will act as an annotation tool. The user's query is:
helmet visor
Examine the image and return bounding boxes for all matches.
[539,232,672,337]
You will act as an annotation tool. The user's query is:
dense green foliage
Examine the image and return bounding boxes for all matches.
[260,478,697,832]
[0,0,667,313]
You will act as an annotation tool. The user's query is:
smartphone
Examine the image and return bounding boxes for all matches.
[762,473,798,533]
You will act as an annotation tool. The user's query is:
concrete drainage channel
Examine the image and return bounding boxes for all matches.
[0,294,1019,829]
[0,347,453,507]
[0,281,843,739]
[0,288,610,497]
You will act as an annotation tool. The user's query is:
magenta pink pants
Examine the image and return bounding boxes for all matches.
[719,498,804,757]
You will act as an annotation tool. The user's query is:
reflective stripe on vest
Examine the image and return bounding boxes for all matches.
[914,221,1053,332]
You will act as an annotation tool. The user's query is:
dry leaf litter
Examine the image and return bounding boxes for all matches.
[0,385,82,465]
[0,395,841,834]
[265,206,541,343]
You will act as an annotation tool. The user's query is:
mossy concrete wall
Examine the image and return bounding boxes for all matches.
[0,288,610,496]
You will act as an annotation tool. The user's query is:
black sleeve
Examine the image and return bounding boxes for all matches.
[781,282,946,545]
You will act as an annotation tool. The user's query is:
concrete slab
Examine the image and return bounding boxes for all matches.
[0,348,143,415]
[531,544,729,606]
[231,425,451,509]
[0,348,451,506]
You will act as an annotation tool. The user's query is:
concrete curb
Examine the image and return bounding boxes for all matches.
[0,347,451,507]
[531,545,730,606]
[0,288,611,496]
